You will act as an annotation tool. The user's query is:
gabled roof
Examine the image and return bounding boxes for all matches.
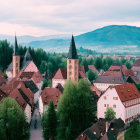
[77,119,106,140]
[41,87,62,106]
[23,50,32,61]
[115,83,140,103]
[67,35,78,59]
[13,35,19,55]
[6,62,13,72]
[88,65,99,74]
[53,68,67,79]
[94,76,126,84]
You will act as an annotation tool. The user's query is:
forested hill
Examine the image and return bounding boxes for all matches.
[27,25,140,49]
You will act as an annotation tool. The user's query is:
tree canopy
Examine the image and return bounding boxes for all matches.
[0,97,30,140]
[105,107,116,122]
[42,101,57,140]
[57,79,94,140]
[86,69,97,83]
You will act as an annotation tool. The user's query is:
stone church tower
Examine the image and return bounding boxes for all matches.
[13,35,20,78]
[67,35,79,83]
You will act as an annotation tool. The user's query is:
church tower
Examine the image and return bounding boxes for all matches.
[67,35,79,83]
[13,35,20,78]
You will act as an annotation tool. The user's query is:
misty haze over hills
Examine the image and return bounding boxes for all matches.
[0,25,140,53]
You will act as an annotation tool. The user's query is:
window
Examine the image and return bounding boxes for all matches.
[69,60,71,64]
[104,104,106,107]
[107,104,109,107]
[113,97,118,100]
[69,65,72,69]
[113,104,116,108]
[16,63,18,67]
[104,96,107,100]
[16,70,18,74]
[69,72,72,75]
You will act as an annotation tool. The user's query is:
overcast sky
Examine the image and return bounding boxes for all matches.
[0,0,140,36]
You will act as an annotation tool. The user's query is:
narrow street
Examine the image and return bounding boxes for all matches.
[30,107,43,140]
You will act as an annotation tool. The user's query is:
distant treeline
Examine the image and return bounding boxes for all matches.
[0,40,66,76]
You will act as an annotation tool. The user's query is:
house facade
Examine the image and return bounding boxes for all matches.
[97,84,140,123]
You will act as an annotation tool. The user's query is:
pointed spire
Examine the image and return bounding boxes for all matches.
[24,49,32,61]
[67,35,78,59]
[13,35,19,55]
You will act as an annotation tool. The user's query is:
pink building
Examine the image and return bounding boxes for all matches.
[97,84,140,123]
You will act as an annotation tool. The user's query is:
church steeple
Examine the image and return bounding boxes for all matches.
[13,35,19,55]
[13,35,20,78]
[67,35,78,59]
[67,35,79,83]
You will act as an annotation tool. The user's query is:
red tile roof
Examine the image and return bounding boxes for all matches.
[19,72,34,79]
[103,71,122,77]
[0,89,7,101]
[90,86,101,97]
[122,65,127,70]
[108,66,121,71]
[9,82,34,110]
[115,84,140,103]
[41,87,62,106]
[87,55,94,59]
[122,69,135,77]
[19,71,44,83]
[53,68,67,79]
[88,65,99,74]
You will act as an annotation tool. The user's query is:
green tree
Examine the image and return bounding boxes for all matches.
[120,58,127,64]
[125,61,132,69]
[39,60,47,74]
[86,69,97,83]
[42,101,57,140]
[0,97,30,140]
[105,107,116,122]
[95,57,102,70]
[81,58,89,72]
[125,119,140,140]
[41,79,52,90]
[57,80,94,140]
[136,83,140,92]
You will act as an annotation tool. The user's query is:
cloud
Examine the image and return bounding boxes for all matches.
[0,0,139,36]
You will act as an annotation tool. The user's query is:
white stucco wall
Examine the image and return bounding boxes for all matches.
[125,101,140,123]
[52,79,66,88]
[98,88,125,122]
[39,96,44,116]
[24,104,32,123]
[34,89,41,104]
[94,83,120,92]
[6,71,13,82]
